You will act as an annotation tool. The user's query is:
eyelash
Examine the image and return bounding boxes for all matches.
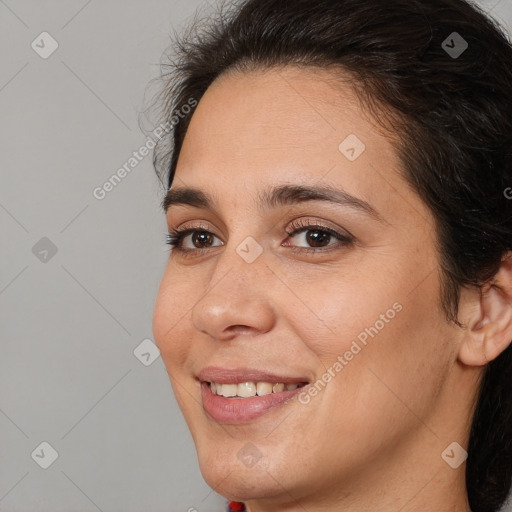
[165,218,354,258]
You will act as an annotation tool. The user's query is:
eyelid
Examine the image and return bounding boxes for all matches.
[285,217,354,240]
[166,217,354,258]
[169,217,352,239]
[173,220,214,232]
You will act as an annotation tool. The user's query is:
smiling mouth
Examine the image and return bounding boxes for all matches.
[207,381,308,398]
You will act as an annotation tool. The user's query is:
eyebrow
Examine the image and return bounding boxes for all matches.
[162,184,382,220]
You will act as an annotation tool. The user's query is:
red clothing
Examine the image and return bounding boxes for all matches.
[227,501,246,511]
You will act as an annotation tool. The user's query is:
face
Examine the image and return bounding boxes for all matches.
[153,66,467,507]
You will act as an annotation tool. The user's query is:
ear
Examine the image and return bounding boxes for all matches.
[458,254,512,366]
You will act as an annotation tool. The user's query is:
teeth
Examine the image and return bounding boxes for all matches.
[210,381,303,398]
[219,383,237,397]
[237,382,256,398]
[256,382,273,396]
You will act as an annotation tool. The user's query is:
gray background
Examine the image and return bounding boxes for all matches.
[1,1,511,511]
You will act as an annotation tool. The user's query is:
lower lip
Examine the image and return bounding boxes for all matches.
[200,382,304,424]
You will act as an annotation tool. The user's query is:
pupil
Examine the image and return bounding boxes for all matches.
[193,232,212,248]
[306,230,330,247]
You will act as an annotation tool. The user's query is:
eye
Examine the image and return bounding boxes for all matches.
[283,218,354,252]
[165,218,354,258]
[166,226,223,253]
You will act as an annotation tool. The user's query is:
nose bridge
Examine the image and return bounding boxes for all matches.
[191,235,275,339]
[209,223,268,291]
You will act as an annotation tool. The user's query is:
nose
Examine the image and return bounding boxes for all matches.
[191,246,277,341]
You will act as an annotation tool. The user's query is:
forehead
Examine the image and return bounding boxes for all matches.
[178,67,387,174]
[181,66,375,159]
[173,65,430,227]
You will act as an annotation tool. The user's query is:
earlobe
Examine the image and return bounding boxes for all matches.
[458,255,512,367]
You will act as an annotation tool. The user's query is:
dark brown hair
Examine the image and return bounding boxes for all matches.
[149,1,512,509]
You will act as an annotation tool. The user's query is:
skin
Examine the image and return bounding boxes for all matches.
[152,66,512,511]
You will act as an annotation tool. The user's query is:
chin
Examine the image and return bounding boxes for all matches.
[200,461,281,503]
[194,439,286,501]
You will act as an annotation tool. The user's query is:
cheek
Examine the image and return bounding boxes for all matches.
[341,278,448,430]
[152,267,195,371]
[153,279,204,426]
[281,254,449,415]
[274,261,404,364]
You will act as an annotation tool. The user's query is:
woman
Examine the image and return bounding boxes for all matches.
[150,0,512,510]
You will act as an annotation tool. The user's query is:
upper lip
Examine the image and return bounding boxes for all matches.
[197,366,310,385]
